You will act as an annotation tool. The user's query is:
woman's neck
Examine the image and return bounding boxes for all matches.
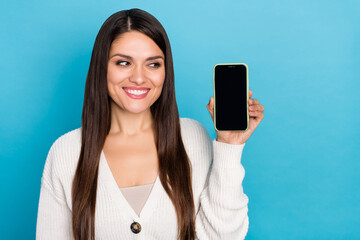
[108,101,154,136]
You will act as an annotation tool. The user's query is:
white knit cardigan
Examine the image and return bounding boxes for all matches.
[36,118,249,239]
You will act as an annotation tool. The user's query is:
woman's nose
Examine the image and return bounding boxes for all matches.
[129,65,146,85]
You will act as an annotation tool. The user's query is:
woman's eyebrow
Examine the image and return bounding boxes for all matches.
[110,53,164,61]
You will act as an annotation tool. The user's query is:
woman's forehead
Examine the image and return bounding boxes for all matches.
[110,31,164,58]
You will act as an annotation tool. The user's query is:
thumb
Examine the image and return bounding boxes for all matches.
[206,97,214,122]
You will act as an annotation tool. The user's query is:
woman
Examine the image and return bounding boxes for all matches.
[36,8,264,240]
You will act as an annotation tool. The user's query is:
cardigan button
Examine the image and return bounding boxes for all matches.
[130,222,141,234]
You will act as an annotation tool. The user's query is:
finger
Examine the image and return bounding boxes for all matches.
[249,98,260,105]
[209,97,214,110]
[206,99,211,112]
[206,97,214,110]
[249,111,264,119]
[206,97,214,121]
[249,90,253,99]
[249,104,264,111]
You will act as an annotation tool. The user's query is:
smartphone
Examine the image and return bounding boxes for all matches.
[213,63,249,131]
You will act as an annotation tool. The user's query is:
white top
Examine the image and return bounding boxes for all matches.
[36,118,249,239]
[119,183,155,217]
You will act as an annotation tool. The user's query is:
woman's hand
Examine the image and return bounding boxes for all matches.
[206,90,264,145]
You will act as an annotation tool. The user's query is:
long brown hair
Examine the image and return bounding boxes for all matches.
[71,8,196,240]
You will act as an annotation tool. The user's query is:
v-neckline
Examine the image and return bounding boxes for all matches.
[99,150,161,222]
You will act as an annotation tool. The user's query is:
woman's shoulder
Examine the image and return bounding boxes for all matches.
[180,117,211,136]
[54,127,81,143]
[49,127,82,157]
[179,117,212,153]
[39,127,82,207]
[42,127,82,181]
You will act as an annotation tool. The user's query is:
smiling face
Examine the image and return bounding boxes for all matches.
[107,31,165,114]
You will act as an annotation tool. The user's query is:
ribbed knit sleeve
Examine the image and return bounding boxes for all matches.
[36,133,76,240]
[195,139,249,240]
[179,118,249,239]
[36,182,73,239]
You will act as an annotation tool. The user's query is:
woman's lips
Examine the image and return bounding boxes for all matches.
[123,87,150,99]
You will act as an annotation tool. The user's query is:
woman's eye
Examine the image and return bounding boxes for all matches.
[116,61,130,66]
[149,62,161,68]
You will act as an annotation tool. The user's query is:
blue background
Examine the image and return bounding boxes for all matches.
[1,0,359,239]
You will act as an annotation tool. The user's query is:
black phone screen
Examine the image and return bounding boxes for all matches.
[214,64,248,131]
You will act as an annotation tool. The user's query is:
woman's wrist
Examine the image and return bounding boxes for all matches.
[216,137,246,145]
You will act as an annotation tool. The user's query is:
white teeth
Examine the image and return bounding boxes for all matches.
[124,88,149,95]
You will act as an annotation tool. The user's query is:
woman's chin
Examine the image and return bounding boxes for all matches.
[124,106,151,114]
[110,98,153,115]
